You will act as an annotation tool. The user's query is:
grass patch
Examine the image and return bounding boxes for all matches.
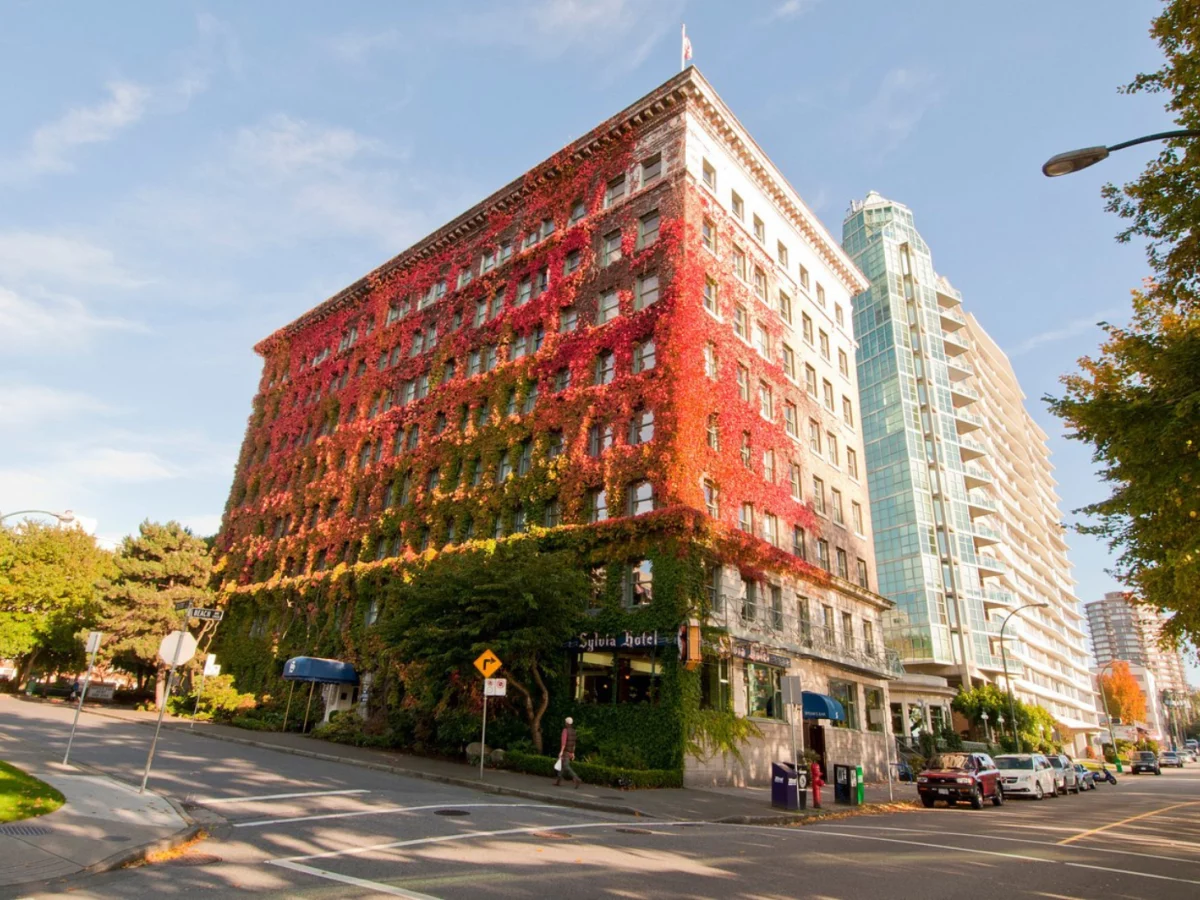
[0,760,65,823]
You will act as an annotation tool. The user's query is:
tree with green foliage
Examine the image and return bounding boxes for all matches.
[383,541,588,753]
[97,521,215,707]
[1048,0,1200,646]
[0,522,115,689]
[953,684,1061,752]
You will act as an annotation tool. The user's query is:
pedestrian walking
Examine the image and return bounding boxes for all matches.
[69,678,81,702]
[554,716,581,788]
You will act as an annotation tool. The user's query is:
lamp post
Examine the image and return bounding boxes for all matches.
[998,602,1049,749]
[1095,660,1121,770]
[0,509,75,526]
[1042,129,1200,177]
[981,710,991,744]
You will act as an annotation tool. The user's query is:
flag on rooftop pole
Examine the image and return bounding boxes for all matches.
[681,24,693,71]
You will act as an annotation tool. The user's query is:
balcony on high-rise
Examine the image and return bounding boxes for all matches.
[950,381,980,407]
[963,463,993,490]
[954,407,984,433]
[958,436,988,461]
[946,355,975,381]
[967,491,998,517]
[942,328,970,356]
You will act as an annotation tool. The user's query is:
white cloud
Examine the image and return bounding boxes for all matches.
[848,67,942,158]
[0,383,113,428]
[231,114,382,177]
[19,81,151,178]
[180,513,223,537]
[0,231,144,288]
[67,448,179,483]
[327,28,403,64]
[0,285,147,352]
[1009,309,1123,357]
[768,0,821,20]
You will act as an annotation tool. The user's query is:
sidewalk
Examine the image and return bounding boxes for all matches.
[0,729,199,891]
[32,698,917,825]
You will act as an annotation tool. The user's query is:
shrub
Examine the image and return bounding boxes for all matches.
[168,674,257,721]
[312,710,393,748]
[502,750,682,789]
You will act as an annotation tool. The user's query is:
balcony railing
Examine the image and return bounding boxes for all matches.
[709,602,904,679]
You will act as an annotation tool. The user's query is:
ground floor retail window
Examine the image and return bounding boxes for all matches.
[746,664,783,720]
[571,651,661,705]
[700,657,731,710]
[930,704,947,734]
[864,686,885,733]
[829,679,860,730]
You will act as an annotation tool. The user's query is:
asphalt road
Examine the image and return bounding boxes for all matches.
[4,701,1200,899]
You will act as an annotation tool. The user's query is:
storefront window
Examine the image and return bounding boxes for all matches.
[864,687,885,733]
[930,704,947,734]
[572,651,661,705]
[617,655,660,704]
[746,664,783,719]
[575,652,614,704]
[700,657,730,710]
[829,680,860,730]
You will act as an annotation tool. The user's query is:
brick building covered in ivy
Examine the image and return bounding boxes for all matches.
[216,68,902,785]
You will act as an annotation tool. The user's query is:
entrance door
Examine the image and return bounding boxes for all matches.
[806,722,827,776]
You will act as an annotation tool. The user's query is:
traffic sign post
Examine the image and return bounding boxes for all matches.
[474,650,503,780]
[63,632,103,765]
[140,630,197,793]
[782,675,805,808]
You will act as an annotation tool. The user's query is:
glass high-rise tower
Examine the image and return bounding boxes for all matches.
[842,193,1004,687]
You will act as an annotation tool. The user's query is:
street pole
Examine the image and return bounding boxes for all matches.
[480,692,488,780]
[1096,661,1121,771]
[140,635,184,793]
[998,602,1048,749]
[191,668,206,728]
[883,708,895,802]
[63,635,101,766]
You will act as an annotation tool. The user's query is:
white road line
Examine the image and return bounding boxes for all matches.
[270,820,710,864]
[785,828,1051,863]
[236,802,564,828]
[272,860,442,899]
[197,788,369,804]
[1065,862,1200,886]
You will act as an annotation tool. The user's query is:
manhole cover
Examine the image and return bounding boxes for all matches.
[0,825,51,836]
[616,828,652,835]
[434,809,471,817]
[530,831,575,840]
[164,853,222,867]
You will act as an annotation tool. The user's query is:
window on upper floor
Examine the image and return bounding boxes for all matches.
[570,200,587,224]
[516,277,533,307]
[852,501,864,535]
[603,230,623,266]
[827,432,840,466]
[793,526,807,561]
[641,152,662,184]
[739,502,754,533]
[838,348,849,378]
[629,407,655,445]
[633,339,656,373]
[628,480,655,516]
[731,191,744,219]
[847,447,859,480]
[831,488,845,526]
[595,350,615,385]
[819,330,830,360]
[779,290,792,324]
[758,381,773,419]
[704,276,718,315]
[762,448,776,483]
[588,487,608,523]
[740,431,752,468]
[635,273,659,310]
[857,558,870,589]
[737,364,750,402]
[624,558,653,606]
[733,245,747,280]
[703,477,719,518]
[704,342,718,379]
[702,218,716,252]
[812,476,826,515]
[762,512,778,547]
[560,305,578,333]
[843,396,855,427]
[754,320,770,357]
[809,419,822,454]
[816,539,830,572]
[835,303,845,328]
[823,379,835,411]
[598,289,620,324]
[605,173,627,207]
[805,365,818,397]
[777,241,789,267]
[799,264,810,291]
[790,462,803,500]
[753,266,767,300]
[836,548,849,580]
[753,214,765,243]
[816,283,826,307]
[702,158,717,189]
[564,249,581,275]
[706,413,720,450]
[784,402,798,437]
[802,313,814,345]
[782,344,796,381]
[638,210,660,249]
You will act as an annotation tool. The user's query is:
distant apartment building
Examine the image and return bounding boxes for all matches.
[842,193,1096,748]
[1087,590,1190,712]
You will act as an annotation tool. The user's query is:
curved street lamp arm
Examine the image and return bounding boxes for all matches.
[1107,129,1200,152]
[0,509,74,524]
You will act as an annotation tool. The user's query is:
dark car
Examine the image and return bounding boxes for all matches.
[1131,750,1162,775]
[917,752,1004,809]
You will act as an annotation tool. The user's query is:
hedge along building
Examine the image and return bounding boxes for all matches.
[215,67,901,787]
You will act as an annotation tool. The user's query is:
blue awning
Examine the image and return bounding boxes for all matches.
[802,691,846,721]
[283,656,358,685]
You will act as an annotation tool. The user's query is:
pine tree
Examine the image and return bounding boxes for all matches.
[98,521,215,707]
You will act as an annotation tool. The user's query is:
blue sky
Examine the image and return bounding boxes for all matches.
[1,2,1192,679]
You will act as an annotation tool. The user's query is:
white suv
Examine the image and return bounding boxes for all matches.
[993,753,1057,800]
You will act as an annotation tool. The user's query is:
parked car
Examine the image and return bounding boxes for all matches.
[1131,750,1162,775]
[1181,749,1197,763]
[916,752,1005,809]
[1073,763,1096,790]
[994,753,1057,800]
[1159,751,1184,768]
[1047,754,1081,794]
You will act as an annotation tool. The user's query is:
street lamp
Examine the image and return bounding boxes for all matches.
[1042,129,1200,177]
[1095,660,1121,768]
[981,710,991,744]
[998,602,1050,748]
[0,509,75,526]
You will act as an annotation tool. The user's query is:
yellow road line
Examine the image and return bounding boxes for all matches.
[1057,801,1200,846]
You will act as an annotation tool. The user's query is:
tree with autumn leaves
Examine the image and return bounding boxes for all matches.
[1048,0,1200,648]
[1098,661,1148,725]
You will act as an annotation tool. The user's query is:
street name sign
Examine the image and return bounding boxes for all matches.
[188,607,224,621]
[474,649,502,678]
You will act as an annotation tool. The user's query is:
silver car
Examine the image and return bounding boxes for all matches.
[1047,753,1080,794]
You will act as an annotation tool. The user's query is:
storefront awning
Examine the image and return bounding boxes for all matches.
[283,656,358,685]
[802,691,846,722]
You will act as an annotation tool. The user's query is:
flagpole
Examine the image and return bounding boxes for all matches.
[681,24,685,72]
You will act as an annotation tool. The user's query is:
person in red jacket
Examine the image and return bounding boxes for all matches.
[554,717,582,788]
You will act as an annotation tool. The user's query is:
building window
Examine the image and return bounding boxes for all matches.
[564,249,581,275]
[747,664,783,720]
[704,276,718,314]
[741,431,752,468]
[605,173,626,207]
[753,214,765,243]
[847,447,859,479]
[784,401,798,437]
[704,342,718,379]
[777,241,789,267]
[805,364,818,396]
[739,502,754,533]
[816,283,826,307]
[517,440,533,475]
[588,488,608,522]
[706,413,720,450]
[544,498,562,527]
[790,463,803,500]
[741,577,757,620]
[629,407,654,444]
[827,433,839,466]
[809,419,822,454]
[763,448,776,483]
[758,381,773,419]
[636,273,659,309]
[843,397,855,427]
[819,330,830,361]
[753,320,770,356]
[838,348,849,378]
[753,266,767,300]
[792,526,806,560]
[700,657,731,710]
[856,558,870,589]
[812,476,826,514]
[823,379,835,411]
[782,344,796,381]
[547,430,564,459]
[703,478,719,518]
[641,152,662,184]
[598,289,619,324]
[602,230,622,266]
[829,680,859,730]
[587,423,614,457]
[496,450,512,483]
[638,211,660,249]
[702,158,716,189]
[624,559,653,606]
[865,687,884,733]
[595,350,615,385]
[762,512,778,546]
[628,480,654,515]
[633,339,656,373]
[852,501,864,535]
[560,306,578,333]
[733,304,748,339]
[702,218,716,252]
[737,365,750,402]
[570,200,587,224]
[731,191,744,219]
[802,313,814,345]
[836,548,849,579]
[732,246,747,281]
[816,539,830,572]
[831,489,844,526]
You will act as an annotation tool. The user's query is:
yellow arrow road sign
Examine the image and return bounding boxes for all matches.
[474,649,502,678]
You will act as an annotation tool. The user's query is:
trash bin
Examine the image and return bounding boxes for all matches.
[855,764,865,805]
[771,762,805,810]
